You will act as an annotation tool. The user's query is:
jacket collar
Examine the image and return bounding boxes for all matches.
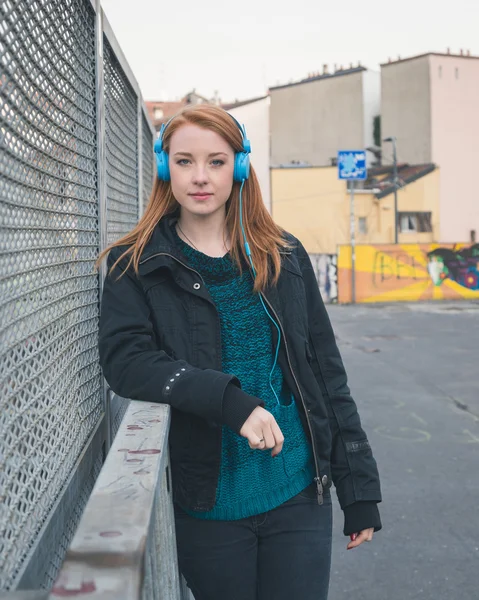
[138,215,302,278]
[139,215,184,263]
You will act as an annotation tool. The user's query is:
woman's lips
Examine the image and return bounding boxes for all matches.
[189,193,212,200]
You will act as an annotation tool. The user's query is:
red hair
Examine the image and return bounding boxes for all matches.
[97,103,288,292]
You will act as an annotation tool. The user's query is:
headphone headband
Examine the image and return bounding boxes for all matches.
[153,109,251,182]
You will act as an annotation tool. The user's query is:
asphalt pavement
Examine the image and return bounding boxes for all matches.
[326,301,479,600]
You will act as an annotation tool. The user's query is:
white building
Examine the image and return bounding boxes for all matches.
[224,96,271,212]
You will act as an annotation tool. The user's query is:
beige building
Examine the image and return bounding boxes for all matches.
[270,66,380,167]
[381,51,479,243]
[271,164,439,254]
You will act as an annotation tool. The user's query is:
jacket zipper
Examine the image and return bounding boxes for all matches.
[140,251,205,284]
[260,292,324,505]
[140,251,324,504]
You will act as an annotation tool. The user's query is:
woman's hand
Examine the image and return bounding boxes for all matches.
[239,406,284,457]
[347,528,374,550]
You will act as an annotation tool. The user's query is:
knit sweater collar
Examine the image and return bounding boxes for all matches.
[171,222,240,283]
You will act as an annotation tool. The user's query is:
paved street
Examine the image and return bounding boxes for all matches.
[327,301,479,600]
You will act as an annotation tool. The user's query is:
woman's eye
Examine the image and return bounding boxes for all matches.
[175,158,224,166]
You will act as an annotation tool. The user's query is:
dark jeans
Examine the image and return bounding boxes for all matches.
[174,483,333,600]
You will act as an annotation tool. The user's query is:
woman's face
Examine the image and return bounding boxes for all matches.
[168,123,235,219]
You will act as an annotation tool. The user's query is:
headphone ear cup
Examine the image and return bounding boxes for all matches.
[155,150,170,181]
[234,152,250,182]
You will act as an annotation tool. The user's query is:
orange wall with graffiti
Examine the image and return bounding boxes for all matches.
[338,243,479,303]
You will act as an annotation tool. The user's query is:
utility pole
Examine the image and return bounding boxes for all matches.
[349,180,356,304]
[338,150,367,304]
[383,136,398,243]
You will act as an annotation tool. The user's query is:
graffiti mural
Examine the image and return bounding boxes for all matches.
[427,244,479,290]
[309,254,338,303]
[337,243,479,303]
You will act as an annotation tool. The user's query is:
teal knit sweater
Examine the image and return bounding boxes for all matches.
[174,229,315,520]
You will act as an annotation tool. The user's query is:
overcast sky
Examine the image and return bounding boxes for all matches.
[100,0,478,104]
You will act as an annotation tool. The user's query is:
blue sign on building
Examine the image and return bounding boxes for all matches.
[338,150,367,180]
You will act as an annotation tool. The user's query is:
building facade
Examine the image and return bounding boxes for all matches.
[271,165,439,254]
[381,51,479,243]
[145,90,212,132]
[270,66,380,168]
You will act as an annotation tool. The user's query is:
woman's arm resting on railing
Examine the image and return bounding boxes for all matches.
[98,250,263,432]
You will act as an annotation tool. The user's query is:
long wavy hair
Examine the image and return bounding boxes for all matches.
[97,103,288,292]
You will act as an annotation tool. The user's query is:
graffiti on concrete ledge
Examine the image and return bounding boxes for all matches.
[337,243,479,303]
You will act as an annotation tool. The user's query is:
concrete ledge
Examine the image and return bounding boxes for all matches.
[47,401,176,599]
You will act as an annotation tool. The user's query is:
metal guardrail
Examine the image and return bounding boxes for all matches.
[1,0,155,592]
[47,400,191,600]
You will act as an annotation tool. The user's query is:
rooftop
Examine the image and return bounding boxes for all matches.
[145,90,213,130]
[381,49,479,67]
[363,163,436,198]
[269,65,366,92]
[222,95,269,110]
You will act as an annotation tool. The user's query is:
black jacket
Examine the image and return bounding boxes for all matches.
[98,217,382,535]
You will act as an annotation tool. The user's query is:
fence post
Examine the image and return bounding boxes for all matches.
[138,101,144,220]
[95,0,111,453]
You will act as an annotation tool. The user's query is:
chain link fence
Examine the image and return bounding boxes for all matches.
[0,0,155,591]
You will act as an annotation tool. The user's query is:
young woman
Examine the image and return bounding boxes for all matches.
[98,104,382,600]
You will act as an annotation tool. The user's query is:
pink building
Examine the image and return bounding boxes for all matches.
[381,51,479,243]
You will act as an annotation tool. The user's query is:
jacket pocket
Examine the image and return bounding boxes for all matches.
[146,280,176,309]
[272,401,314,479]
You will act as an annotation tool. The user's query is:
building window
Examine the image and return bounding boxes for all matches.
[438,65,442,78]
[358,217,368,234]
[455,67,459,79]
[400,214,417,232]
[399,212,432,233]
[154,108,164,120]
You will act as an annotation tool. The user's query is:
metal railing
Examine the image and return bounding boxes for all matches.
[1,0,155,592]
[48,400,190,600]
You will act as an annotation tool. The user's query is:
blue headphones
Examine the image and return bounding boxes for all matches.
[153,113,251,182]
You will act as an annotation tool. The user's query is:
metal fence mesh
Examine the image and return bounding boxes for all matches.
[43,448,104,589]
[103,37,139,245]
[142,457,192,600]
[142,112,154,213]
[0,0,101,589]
[0,0,154,590]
